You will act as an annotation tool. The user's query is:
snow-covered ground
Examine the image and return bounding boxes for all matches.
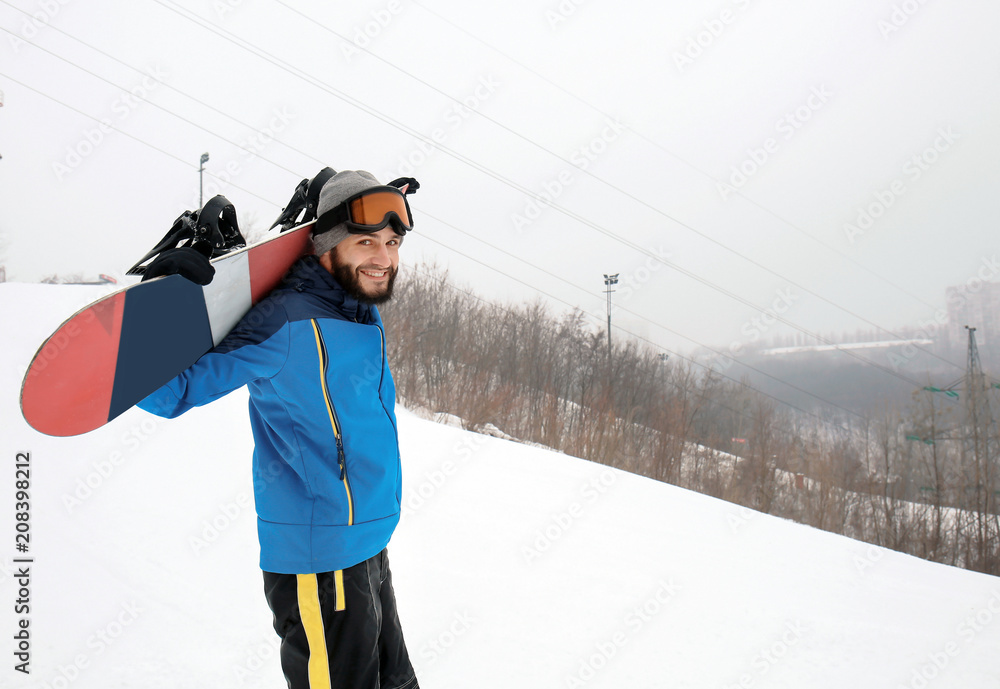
[2,283,999,688]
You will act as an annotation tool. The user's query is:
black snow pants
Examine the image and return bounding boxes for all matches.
[263,549,418,689]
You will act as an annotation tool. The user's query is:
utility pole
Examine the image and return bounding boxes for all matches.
[906,326,1000,570]
[603,273,618,360]
[199,152,210,207]
[962,325,1000,570]
[964,327,996,496]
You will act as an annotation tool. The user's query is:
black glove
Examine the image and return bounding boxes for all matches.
[141,247,215,285]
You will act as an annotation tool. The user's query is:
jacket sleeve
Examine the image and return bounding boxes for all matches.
[137,304,291,419]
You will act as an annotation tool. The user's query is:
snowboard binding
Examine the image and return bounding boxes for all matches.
[270,167,337,232]
[127,195,245,277]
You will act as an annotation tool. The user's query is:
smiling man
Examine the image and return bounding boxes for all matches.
[319,224,401,304]
[139,169,420,689]
[313,169,407,305]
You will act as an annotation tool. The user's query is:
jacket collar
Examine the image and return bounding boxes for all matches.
[287,255,375,324]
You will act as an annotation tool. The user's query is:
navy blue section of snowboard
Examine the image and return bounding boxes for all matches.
[107,276,213,421]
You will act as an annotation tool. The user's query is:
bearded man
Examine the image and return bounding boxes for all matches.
[140,169,419,689]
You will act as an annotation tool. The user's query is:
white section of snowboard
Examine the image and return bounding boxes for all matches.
[202,251,252,347]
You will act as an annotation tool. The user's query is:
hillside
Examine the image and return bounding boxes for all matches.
[2,283,999,688]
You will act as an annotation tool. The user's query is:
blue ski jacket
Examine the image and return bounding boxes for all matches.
[138,256,402,574]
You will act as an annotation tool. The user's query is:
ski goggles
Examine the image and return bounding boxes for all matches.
[314,186,414,237]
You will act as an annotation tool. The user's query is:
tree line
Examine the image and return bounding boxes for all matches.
[380,264,1000,576]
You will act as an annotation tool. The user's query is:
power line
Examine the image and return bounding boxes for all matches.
[416,213,862,429]
[0,0,328,170]
[2,1,960,399]
[138,0,953,389]
[420,207,867,421]
[0,11,873,426]
[0,70,279,208]
[0,22,308,181]
[405,0,963,373]
[406,242,858,445]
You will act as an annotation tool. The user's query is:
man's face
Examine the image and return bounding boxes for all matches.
[320,227,402,305]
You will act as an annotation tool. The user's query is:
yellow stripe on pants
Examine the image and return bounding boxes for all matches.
[334,569,346,612]
[296,574,331,689]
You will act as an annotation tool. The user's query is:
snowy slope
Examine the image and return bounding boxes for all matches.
[2,283,999,689]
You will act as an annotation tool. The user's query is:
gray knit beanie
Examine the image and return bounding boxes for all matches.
[312,169,383,256]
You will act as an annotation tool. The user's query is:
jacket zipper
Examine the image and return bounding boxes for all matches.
[310,319,354,525]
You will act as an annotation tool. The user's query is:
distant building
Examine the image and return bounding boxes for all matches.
[946,280,1000,359]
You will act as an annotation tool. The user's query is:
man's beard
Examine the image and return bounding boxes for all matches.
[332,261,398,305]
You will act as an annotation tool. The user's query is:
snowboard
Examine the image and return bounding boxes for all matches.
[20,221,313,437]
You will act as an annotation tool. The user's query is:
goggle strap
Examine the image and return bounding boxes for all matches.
[314,204,350,236]
[388,176,420,195]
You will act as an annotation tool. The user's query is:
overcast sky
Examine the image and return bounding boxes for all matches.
[2,0,999,367]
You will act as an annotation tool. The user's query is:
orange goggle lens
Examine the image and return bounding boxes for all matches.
[347,190,412,231]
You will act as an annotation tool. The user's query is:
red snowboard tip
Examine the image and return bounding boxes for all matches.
[21,293,125,436]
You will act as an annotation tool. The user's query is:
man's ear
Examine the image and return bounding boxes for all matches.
[318,250,335,274]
